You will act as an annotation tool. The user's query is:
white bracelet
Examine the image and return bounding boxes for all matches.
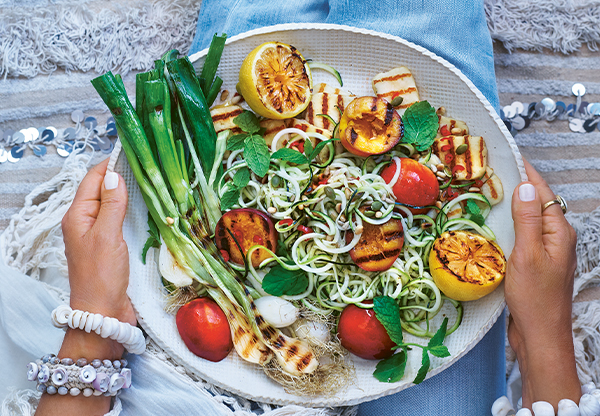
[51,305,146,354]
[492,384,600,416]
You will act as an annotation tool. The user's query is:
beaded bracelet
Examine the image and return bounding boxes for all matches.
[492,382,600,416]
[27,354,131,396]
[51,305,146,354]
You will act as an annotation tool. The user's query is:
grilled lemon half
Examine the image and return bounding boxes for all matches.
[238,42,312,119]
[429,230,506,301]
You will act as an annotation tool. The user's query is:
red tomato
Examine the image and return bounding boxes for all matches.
[176,298,233,362]
[380,158,439,214]
[337,303,395,360]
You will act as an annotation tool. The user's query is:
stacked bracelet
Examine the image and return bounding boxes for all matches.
[51,305,145,354]
[493,383,600,415]
[27,354,131,397]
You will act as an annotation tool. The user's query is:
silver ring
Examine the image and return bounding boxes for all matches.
[542,195,567,214]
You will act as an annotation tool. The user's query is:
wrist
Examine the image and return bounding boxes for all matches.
[58,328,125,362]
[70,296,136,327]
[515,336,581,408]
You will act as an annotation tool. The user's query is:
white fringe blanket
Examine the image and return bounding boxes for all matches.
[3,0,600,79]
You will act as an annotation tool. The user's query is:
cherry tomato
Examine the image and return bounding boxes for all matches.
[214,208,277,267]
[380,158,439,214]
[337,303,395,360]
[176,298,233,362]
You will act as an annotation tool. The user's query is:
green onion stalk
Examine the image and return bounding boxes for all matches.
[91,44,319,376]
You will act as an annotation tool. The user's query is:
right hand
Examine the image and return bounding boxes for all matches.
[505,159,580,408]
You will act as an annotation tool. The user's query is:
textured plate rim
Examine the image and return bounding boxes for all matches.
[113,23,523,407]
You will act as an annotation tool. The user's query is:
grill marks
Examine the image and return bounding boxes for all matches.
[373,72,412,84]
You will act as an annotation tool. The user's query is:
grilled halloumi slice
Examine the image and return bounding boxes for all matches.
[480,167,504,205]
[210,105,244,135]
[372,66,419,115]
[286,118,333,140]
[313,82,353,96]
[304,92,355,131]
[432,135,487,180]
[437,116,469,138]
[260,119,288,149]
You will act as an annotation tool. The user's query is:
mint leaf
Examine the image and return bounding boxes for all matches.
[373,296,404,346]
[262,264,309,296]
[402,101,438,151]
[142,214,161,264]
[227,134,248,151]
[276,239,288,257]
[233,167,250,189]
[271,148,309,164]
[465,199,485,226]
[244,134,270,177]
[428,317,449,348]
[233,111,261,134]
[309,138,339,161]
[413,348,430,384]
[428,345,450,358]
[220,189,240,211]
[142,236,160,264]
[303,139,313,159]
[373,349,407,383]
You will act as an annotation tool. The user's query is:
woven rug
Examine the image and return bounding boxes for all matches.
[2,0,600,411]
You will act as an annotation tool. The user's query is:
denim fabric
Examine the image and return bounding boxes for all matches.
[189,0,499,110]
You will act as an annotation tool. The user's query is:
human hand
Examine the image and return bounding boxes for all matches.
[38,159,136,415]
[61,158,136,327]
[505,158,580,408]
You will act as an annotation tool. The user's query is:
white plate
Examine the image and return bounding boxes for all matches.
[115,23,525,407]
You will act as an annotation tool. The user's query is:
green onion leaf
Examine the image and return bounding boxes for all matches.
[262,264,309,296]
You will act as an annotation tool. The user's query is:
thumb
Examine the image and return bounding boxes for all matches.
[95,171,128,237]
[511,182,543,254]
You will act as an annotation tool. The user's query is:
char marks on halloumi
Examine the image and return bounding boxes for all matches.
[480,167,504,205]
[432,135,487,180]
[437,116,469,138]
[372,66,419,116]
[304,92,355,131]
[211,105,244,135]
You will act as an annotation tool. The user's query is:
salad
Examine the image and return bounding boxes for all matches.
[92,34,507,396]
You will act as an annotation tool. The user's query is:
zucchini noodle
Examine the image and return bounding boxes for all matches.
[219,127,493,338]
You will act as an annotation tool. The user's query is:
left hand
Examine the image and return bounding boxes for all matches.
[61,158,136,326]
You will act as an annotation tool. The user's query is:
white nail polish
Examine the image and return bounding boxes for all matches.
[104,171,119,190]
[518,183,535,202]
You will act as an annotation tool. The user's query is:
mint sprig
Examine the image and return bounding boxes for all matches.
[271,138,339,165]
[220,167,251,211]
[401,101,438,151]
[465,199,486,226]
[142,213,161,264]
[262,264,309,296]
[372,295,450,384]
[226,111,271,178]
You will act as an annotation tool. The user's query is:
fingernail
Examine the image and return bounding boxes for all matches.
[518,183,536,202]
[104,171,119,190]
